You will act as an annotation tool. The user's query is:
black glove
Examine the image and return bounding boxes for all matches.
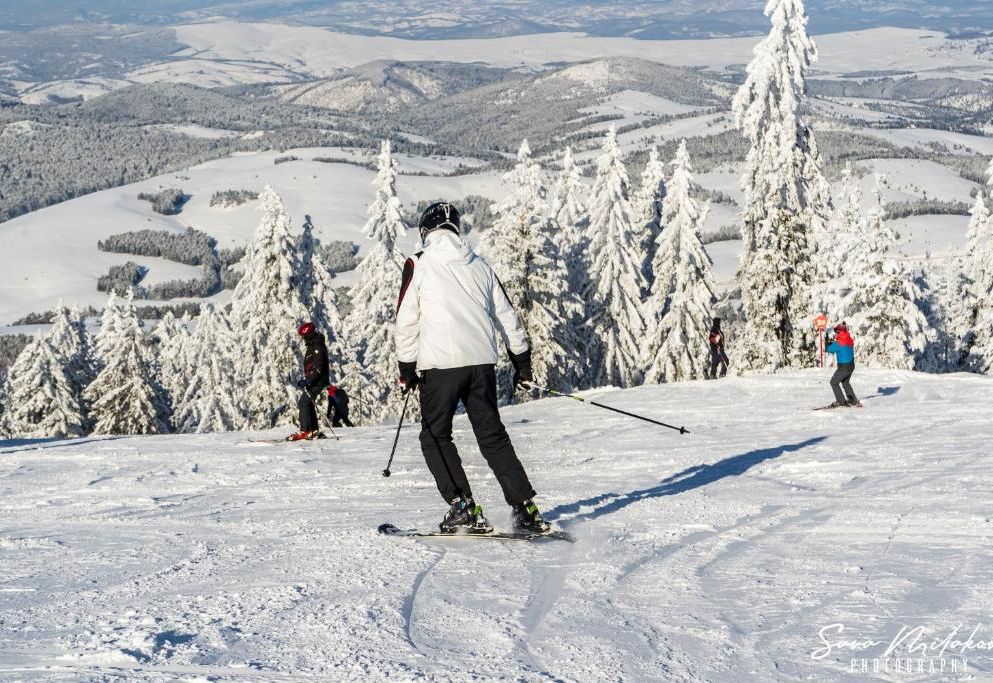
[509,349,533,390]
[398,361,420,392]
[296,379,308,389]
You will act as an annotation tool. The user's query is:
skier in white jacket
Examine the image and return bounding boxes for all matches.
[395,201,550,534]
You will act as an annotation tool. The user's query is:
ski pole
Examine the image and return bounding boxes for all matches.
[382,389,413,478]
[526,382,689,434]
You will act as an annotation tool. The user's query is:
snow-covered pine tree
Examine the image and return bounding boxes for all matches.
[633,144,667,281]
[228,187,310,428]
[843,175,928,369]
[69,305,97,384]
[84,290,170,435]
[344,140,408,422]
[642,141,717,383]
[300,214,347,370]
[918,255,970,372]
[549,146,588,272]
[47,302,96,413]
[963,161,993,371]
[478,140,545,307]
[478,139,583,393]
[3,335,87,438]
[175,304,244,433]
[731,0,829,371]
[813,163,865,322]
[153,311,192,418]
[585,127,647,388]
[94,290,124,361]
[549,146,595,381]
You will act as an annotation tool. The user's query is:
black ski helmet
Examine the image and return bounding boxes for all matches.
[418,202,460,242]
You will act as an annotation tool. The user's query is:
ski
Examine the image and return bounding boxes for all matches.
[813,403,864,411]
[244,433,329,444]
[377,523,575,543]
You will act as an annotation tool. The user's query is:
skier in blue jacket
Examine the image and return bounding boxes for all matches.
[825,322,860,408]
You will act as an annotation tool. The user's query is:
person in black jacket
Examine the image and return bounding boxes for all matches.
[707,318,729,379]
[288,322,330,441]
[326,384,354,427]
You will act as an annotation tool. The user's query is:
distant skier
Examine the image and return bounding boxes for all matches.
[288,322,330,441]
[326,385,354,428]
[395,201,550,534]
[707,318,729,379]
[825,322,861,408]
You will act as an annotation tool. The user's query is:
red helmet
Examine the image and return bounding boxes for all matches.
[297,322,316,337]
[327,385,337,398]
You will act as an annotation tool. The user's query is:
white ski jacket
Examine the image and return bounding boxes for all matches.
[395,230,529,370]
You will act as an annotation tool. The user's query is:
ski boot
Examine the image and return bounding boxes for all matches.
[439,497,493,534]
[512,499,551,533]
[286,430,323,441]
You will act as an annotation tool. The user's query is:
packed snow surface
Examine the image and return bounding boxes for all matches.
[2,369,991,681]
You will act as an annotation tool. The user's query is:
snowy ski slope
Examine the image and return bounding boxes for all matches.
[1,369,991,681]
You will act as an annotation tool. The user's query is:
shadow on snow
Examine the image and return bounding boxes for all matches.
[545,436,828,526]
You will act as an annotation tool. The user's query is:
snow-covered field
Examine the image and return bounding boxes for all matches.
[2,369,992,681]
[165,24,991,81]
[0,148,503,325]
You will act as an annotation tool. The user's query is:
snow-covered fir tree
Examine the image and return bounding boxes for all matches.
[842,176,928,369]
[47,302,96,414]
[94,291,124,361]
[84,290,170,435]
[479,140,545,306]
[642,141,717,383]
[585,127,647,388]
[152,311,193,418]
[549,146,595,376]
[229,187,311,428]
[814,163,866,321]
[3,335,87,438]
[549,146,588,271]
[633,144,667,280]
[963,162,993,371]
[478,139,583,393]
[731,0,829,371]
[345,140,408,422]
[918,256,970,372]
[176,304,244,433]
[300,214,347,369]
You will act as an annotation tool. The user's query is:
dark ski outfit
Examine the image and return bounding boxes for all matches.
[708,319,729,379]
[297,326,330,432]
[326,385,353,428]
[395,209,537,510]
[826,324,858,406]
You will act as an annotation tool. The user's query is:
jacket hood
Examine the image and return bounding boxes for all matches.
[423,229,474,265]
[835,329,854,346]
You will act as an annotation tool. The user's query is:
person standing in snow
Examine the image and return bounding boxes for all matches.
[326,385,353,428]
[288,322,330,441]
[395,201,550,534]
[825,322,860,408]
[707,318,730,379]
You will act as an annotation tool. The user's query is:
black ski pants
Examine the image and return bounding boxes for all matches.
[709,348,729,379]
[830,363,858,404]
[418,364,536,506]
[298,390,320,432]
